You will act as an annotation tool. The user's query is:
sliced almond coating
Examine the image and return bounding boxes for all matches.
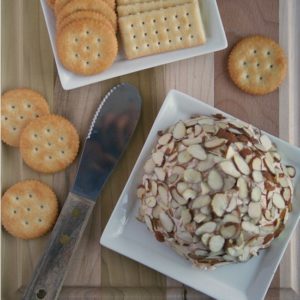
[226,145,236,160]
[137,186,146,199]
[167,174,179,185]
[184,169,202,183]
[251,186,262,202]
[223,213,240,223]
[223,176,236,191]
[176,231,193,244]
[260,135,272,151]
[154,167,166,181]
[181,209,192,225]
[272,193,285,209]
[219,160,241,178]
[171,187,188,205]
[173,121,186,139]
[200,182,211,195]
[145,196,157,208]
[165,141,176,155]
[264,152,275,174]
[209,235,225,252]
[286,165,296,178]
[158,133,172,145]
[241,221,259,234]
[248,202,261,219]
[282,187,291,202]
[228,127,242,135]
[195,221,217,236]
[144,215,153,232]
[252,157,262,171]
[237,177,248,199]
[260,224,275,235]
[177,151,192,164]
[152,205,162,218]
[226,196,237,212]
[200,205,211,215]
[278,176,289,188]
[207,169,223,190]
[198,118,214,126]
[203,125,217,134]
[201,233,212,246]
[220,223,238,239]
[182,188,197,201]
[187,144,207,161]
[197,158,215,172]
[229,119,244,129]
[173,166,185,175]
[151,181,158,196]
[194,124,202,136]
[193,213,207,224]
[233,153,250,175]
[252,171,263,183]
[212,194,228,217]
[192,195,211,209]
[182,136,203,146]
[158,184,168,205]
[159,212,173,232]
[152,151,164,166]
[176,182,188,194]
[204,138,226,149]
[144,158,155,174]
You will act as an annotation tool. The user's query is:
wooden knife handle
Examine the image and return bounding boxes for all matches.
[22,192,95,300]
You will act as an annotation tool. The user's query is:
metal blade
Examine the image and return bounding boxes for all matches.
[71,83,142,200]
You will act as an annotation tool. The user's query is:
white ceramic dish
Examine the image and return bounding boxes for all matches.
[100,89,300,300]
[40,0,227,90]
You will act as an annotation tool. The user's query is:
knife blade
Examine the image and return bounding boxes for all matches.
[22,83,142,300]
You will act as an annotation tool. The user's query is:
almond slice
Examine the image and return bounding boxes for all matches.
[198,118,214,126]
[209,235,225,252]
[252,170,263,183]
[226,196,237,212]
[197,158,215,172]
[264,152,275,174]
[145,196,157,208]
[192,195,211,209]
[176,231,193,244]
[184,118,200,127]
[158,133,172,145]
[173,121,186,139]
[144,158,155,174]
[238,246,250,262]
[184,168,202,183]
[272,151,281,162]
[248,202,261,219]
[201,233,212,247]
[154,167,166,181]
[195,221,217,236]
[173,166,185,175]
[187,144,207,160]
[177,151,192,164]
[237,177,248,199]
[219,160,241,178]
[167,174,179,185]
[159,212,174,232]
[252,157,262,171]
[182,136,203,146]
[181,209,192,225]
[225,145,236,160]
[152,205,163,218]
[229,119,244,129]
[204,138,226,149]
[158,184,168,206]
[233,154,250,175]
[282,187,291,202]
[223,213,240,223]
[212,193,228,217]
[152,151,164,166]
[151,181,158,196]
[217,129,238,143]
[193,213,207,224]
[223,176,236,191]
[200,182,211,195]
[171,187,188,205]
[241,221,259,234]
[176,182,188,194]
[194,249,209,257]
[251,186,262,202]
[286,165,296,178]
[220,223,238,239]
[260,135,272,151]
[272,193,285,209]
[207,169,224,190]
[194,124,202,136]
[137,186,146,199]
[278,176,289,188]
[182,188,197,201]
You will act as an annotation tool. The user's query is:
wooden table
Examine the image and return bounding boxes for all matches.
[1,0,299,299]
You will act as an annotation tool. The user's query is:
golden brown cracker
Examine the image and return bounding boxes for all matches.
[117,0,153,4]
[1,180,58,239]
[57,0,117,32]
[57,10,116,33]
[228,35,287,95]
[47,0,56,9]
[1,88,50,147]
[54,0,71,15]
[20,115,80,173]
[104,0,116,9]
[117,0,191,17]
[57,19,118,75]
[119,0,206,59]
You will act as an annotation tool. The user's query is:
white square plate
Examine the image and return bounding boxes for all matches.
[100,90,300,300]
[40,0,227,90]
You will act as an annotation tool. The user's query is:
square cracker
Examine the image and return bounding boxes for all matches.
[117,0,153,4]
[118,0,192,17]
[119,0,206,59]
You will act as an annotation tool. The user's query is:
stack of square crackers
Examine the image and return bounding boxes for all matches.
[117,0,206,59]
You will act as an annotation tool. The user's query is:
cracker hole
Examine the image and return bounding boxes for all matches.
[61,150,65,154]
[38,218,42,223]
[15,196,19,201]
[246,74,250,79]
[46,128,51,133]
[190,35,194,39]
[34,147,39,152]
[74,38,79,42]
[131,24,134,27]
[175,15,178,18]
[25,221,29,225]
[158,42,161,46]
[48,156,52,159]
[180,37,183,41]
[27,208,31,212]
[11,105,15,109]
[12,127,17,131]
[48,142,52,146]
[20,116,24,119]
[4,116,8,120]
[60,136,64,141]
[34,133,38,138]
[270,64,273,69]
[253,49,257,54]
[97,53,101,58]
[153,19,156,23]
[147,44,150,47]
[142,21,145,25]
[36,114,39,117]
[169,40,172,43]
[186,12,190,16]
[188,24,192,27]
[133,35,136,39]
[27,104,31,108]
[144,33,147,36]
[259,76,263,80]
[86,31,90,35]
[243,61,247,66]
[256,63,260,67]
[155,30,158,34]
[29,194,33,198]
[164,17,167,21]
[166,28,169,32]
[40,205,44,209]
[177,26,181,30]
[13,210,17,214]
[267,51,271,55]
[75,53,79,58]
[136,46,139,50]
[86,61,90,65]
[86,46,90,50]
[97,38,101,42]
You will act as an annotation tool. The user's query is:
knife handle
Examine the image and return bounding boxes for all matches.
[22,192,95,300]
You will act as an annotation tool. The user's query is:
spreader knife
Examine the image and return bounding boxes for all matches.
[23,83,142,300]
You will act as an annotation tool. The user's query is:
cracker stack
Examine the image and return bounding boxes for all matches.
[117,0,206,59]
[47,0,118,75]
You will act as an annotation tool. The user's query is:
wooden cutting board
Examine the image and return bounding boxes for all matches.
[1,0,299,299]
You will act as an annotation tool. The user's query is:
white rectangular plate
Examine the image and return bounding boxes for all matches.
[100,90,300,300]
[40,0,227,90]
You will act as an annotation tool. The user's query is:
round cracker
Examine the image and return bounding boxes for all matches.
[57,10,115,33]
[103,0,116,9]
[57,0,117,32]
[54,0,71,15]
[1,180,58,239]
[47,0,56,9]
[228,35,287,95]
[57,19,118,75]
[20,115,80,173]
[1,88,50,147]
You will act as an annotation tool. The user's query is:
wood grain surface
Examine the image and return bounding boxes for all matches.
[1,0,299,299]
